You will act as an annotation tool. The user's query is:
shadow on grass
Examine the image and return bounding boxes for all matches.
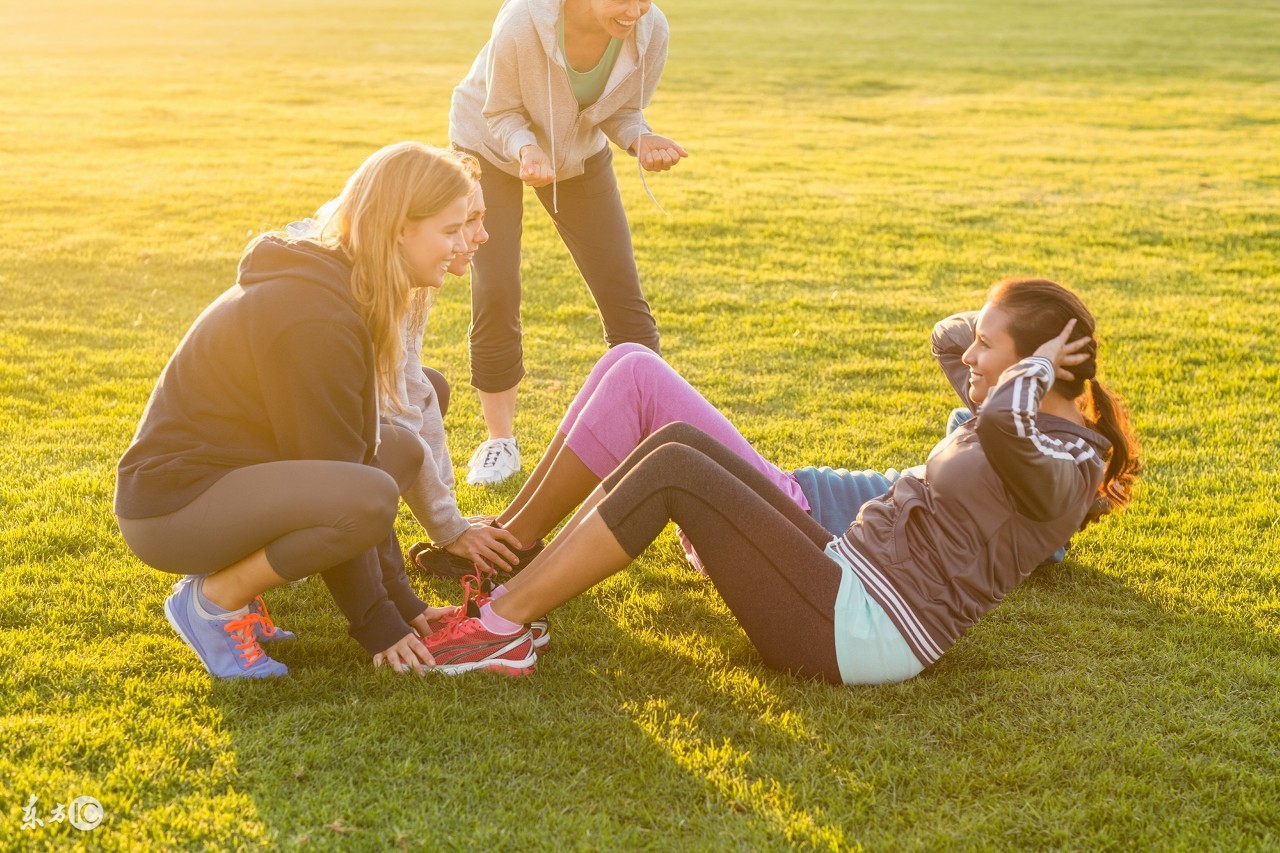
[208,546,1280,849]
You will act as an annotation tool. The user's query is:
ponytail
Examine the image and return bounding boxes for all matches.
[1078,378,1141,528]
[988,277,1142,530]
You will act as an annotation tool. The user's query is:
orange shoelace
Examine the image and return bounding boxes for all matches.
[428,573,490,643]
[223,614,266,665]
[252,596,280,636]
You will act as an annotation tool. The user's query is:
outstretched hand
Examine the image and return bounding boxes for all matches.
[1033,318,1092,382]
[634,133,688,172]
[372,631,435,674]
[443,521,522,573]
[409,606,457,638]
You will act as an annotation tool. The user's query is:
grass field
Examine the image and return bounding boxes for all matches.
[2,0,1279,848]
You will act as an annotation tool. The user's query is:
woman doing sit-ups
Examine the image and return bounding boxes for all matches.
[421,278,1140,684]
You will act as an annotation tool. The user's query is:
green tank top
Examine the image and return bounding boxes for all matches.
[559,19,623,108]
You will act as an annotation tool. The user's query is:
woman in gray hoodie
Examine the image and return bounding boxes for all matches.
[450,0,688,487]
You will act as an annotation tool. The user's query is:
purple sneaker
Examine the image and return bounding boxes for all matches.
[174,577,295,643]
[164,579,288,679]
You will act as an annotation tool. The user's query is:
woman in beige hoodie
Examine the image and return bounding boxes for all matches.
[450,0,688,487]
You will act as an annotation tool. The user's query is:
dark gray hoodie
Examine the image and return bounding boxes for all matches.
[116,236,426,653]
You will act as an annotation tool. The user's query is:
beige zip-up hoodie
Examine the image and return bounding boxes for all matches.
[450,0,669,183]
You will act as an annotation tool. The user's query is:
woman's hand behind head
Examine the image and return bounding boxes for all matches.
[1033,318,1093,383]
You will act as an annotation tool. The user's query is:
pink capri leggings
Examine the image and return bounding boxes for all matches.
[556,344,810,513]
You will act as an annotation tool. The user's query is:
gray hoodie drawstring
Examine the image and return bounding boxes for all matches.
[635,49,667,216]
[546,50,558,213]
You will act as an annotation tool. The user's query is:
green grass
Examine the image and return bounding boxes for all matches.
[2,0,1279,847]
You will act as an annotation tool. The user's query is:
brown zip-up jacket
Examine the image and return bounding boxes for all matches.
[830,312,1111,666]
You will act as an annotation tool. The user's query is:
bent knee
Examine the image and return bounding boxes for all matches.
[590,342,654,378]
[343,470,400,543]
[637,440,713,478]
[607,342,653,360]
[649,422,711,446]
[603,349,678,396]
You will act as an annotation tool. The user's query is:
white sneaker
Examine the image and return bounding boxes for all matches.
[466,438,521,486]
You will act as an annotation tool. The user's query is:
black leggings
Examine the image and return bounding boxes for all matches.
[461,146,660,392]
[117,424,423,580]
[596,423,844,683]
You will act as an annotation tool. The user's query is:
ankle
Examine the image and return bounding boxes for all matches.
[478,601,524,636]
[200,575,250,613]
[495,518,540,552]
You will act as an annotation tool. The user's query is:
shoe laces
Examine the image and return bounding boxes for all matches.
[431,571,491,642]
[428,610,486,644]
[461,570,493,612]
[474,439,514,469]
[250,596,281,637]
[223,613,267,666]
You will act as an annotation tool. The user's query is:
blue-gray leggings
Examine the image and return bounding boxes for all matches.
[116,424,422,580]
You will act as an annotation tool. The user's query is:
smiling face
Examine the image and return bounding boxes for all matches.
[589,0,652,39]
[398,194,470,289]
[962,302,1024,405]
[445,185,488,278]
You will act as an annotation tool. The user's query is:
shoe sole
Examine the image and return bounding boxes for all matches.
[465,471,519,486]
[431,652,537,676]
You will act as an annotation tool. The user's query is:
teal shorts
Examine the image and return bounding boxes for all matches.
[825,538,926,685]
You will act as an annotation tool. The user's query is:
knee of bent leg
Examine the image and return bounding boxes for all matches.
[607,348,679,397]
[608,342,653,361]
[640,440,710,479]
[649,421,710,447]
[423,366,451,419]
[344,470,401,544]
[615,348,671,380]
[381,434,425,495]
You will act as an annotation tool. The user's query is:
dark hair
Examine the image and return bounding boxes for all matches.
[988,278,1141,524]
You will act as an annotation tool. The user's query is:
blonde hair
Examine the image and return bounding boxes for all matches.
[317,142,472,411]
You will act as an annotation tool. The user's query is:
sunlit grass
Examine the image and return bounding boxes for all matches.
[2,0,1278,847]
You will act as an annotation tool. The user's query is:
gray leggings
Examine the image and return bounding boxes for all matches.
[597,423,844,682]
[460,145,661,392]
[117,425,423,580]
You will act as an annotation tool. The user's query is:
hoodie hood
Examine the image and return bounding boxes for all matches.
[236,234,355,302]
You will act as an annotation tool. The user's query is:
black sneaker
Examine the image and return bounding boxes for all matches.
[487,521,545,582]
[408,535,546,581]
[408,541,478,579]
